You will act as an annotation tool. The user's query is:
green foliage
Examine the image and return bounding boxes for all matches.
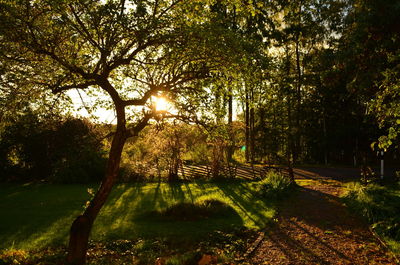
[343,0,400,151]
[120,123,208,181]
[343,182,400,253]
[0,113,106,183]
[120,121,246,181]
[257,170,296,199]
[370,53,400,150]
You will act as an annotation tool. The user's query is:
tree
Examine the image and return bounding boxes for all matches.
[341,0,400,151]
[0,112,105,183]
[370,53,400,151]
[0,0,249,263]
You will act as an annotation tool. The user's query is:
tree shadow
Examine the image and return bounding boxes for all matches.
[0,181,275,250]
[214,182,276,227]
[294,167,361,183]
[0,183,94,249]
[252,185,390,264]
[93,182,248,242]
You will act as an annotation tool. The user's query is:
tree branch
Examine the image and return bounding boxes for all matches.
[126,112,154,137]
[122,84,163,106]
[68,4,102,51]
[34,79,96,94]
[106,38,164,74]
[156,0,183,20]
[97,77,124,106]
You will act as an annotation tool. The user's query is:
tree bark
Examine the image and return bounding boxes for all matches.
[67,119,127,264]
[285,47,295,183]
[245,84,250,162]
[287,93,295,183]
[227,92,233,163]
[249,86,255,163]
[294,1,302,163]
[294,39,301,162]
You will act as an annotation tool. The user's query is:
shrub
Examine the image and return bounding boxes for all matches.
[150,199,237,221]
[258,170,295,199]
[343,182,400,244]
[0,113,106,183]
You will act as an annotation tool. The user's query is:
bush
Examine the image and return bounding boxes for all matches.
[257,170,295,199]
[149,199,237,221]
[343,182,400,244]
[0,113,106,183]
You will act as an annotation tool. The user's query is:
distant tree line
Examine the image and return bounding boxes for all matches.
[210,0,400,168]
[0,111,106,183]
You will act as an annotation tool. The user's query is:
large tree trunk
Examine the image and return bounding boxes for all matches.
[66,127,127,264]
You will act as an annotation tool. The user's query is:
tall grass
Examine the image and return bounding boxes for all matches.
[257,170,296,199]
[343,182,400,254]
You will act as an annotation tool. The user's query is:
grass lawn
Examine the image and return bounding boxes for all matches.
[342,182,400,255]
[0,181,275,251]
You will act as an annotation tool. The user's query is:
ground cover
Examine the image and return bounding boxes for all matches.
[343,181,400,255]
[0,181,275,251]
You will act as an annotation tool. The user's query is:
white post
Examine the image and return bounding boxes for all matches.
[380,151,384,179]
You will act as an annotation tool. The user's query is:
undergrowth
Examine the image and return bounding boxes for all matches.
[149,199,237,221]
[0,229,257,265]
[342,182,400,254]
[257,170,296,199]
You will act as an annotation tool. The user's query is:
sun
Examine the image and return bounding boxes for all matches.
[154,96,169,112]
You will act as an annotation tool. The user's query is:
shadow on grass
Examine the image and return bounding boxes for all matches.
[93,182,255,242]
[214,182,276,228]
[0,183,94,249]
[0,181,276,250]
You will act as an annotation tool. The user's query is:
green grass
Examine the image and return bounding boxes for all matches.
[342,182,400,254]
[0,181,275,250]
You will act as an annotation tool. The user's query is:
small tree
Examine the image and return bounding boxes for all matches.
[0,0,250,263]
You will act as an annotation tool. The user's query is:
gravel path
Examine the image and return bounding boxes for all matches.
[250,168,398,265]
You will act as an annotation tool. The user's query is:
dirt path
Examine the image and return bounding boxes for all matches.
[250,168,398,265]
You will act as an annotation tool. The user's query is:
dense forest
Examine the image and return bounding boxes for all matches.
[1,0,399,264]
